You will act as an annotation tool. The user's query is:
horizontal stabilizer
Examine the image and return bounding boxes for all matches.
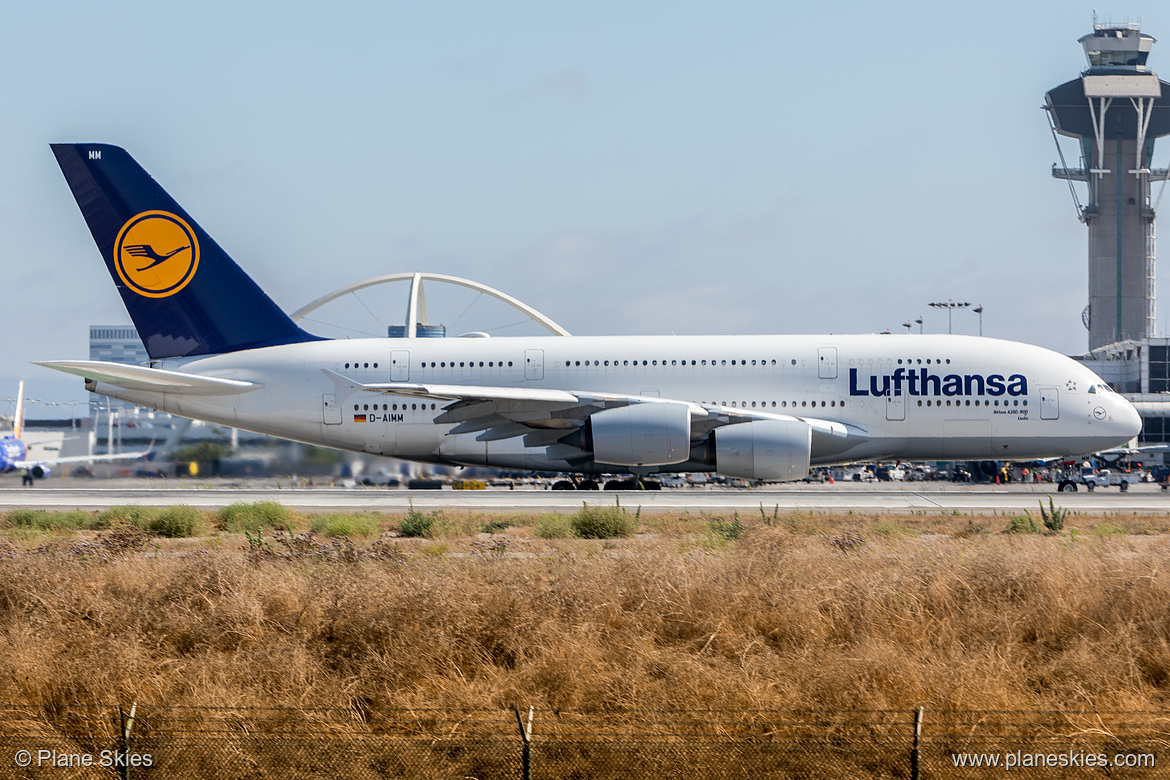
[35,360,262,395]
[15,449,152,469]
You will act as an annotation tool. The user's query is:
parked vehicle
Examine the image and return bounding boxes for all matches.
[1057,465,1134,492]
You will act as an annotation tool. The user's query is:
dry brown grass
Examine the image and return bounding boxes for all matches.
[1,507,1170,718]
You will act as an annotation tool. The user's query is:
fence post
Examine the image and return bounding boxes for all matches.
[514,705,533,780]
[119,702,137,780]
[911,706,923,780]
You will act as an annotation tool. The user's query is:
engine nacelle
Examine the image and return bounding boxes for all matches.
[30,465,51,480]
[712,420,811,481]
[586,403,692,467]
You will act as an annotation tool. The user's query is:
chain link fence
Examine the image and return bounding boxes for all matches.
[0,705,1165,778]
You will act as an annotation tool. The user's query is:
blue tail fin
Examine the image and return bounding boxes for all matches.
[51,143,322,360]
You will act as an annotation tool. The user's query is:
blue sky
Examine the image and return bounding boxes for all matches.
[1,1,1166,410]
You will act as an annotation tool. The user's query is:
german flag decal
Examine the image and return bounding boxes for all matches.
[353,414,367,423]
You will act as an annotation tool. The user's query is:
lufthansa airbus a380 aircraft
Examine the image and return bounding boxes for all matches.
[39,144,1142,484]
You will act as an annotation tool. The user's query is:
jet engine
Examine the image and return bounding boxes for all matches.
[571,403,692,467]
[712,419,811,481]
[29,465,51,479]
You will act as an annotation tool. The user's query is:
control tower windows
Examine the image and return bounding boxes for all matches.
[1086,49,1149,68]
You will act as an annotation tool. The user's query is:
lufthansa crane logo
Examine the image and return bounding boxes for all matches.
[113,211,200,298]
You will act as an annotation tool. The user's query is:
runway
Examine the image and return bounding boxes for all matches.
[1,481,1168,513]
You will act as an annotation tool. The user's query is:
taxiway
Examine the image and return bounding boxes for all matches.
[0,482,1167,514]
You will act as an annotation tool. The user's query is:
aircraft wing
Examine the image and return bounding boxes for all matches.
[1096,444,1169,455]
[35,361,262,395]
[322,370,853,446]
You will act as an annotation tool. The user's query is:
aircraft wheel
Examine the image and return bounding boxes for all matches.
[578,480,600,490]
[551,480,576,491]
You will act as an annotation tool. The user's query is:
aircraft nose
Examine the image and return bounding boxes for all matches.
[1115,395,1143,440]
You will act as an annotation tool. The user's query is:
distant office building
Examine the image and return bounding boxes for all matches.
[88,325,149,417]
[387,324,446,338]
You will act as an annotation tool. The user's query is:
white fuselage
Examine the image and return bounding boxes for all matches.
[92,333,1141,474]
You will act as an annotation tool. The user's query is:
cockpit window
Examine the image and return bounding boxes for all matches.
[1088,385,1096,394]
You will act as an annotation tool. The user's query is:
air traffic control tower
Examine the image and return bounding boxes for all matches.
[1046,23,1170,350]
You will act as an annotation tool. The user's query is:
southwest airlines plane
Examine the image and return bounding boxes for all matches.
[39,144,1141,485]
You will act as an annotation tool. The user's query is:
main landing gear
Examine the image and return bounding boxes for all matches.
[551,478,662,490]
[551,479,601,491]
[604,478,661,491]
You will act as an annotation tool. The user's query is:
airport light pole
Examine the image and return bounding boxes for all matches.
[974,305,983,337]
[928,300,971,334]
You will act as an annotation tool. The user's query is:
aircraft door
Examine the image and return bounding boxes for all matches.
[818,347,838,379]
[1039,386,1059,420]
[525,349,544,381]
[323,393,342,425]
[390,350,409,382]
[886,393,905,421]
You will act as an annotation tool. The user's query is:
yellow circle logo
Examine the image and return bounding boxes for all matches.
[113,211,200,298]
